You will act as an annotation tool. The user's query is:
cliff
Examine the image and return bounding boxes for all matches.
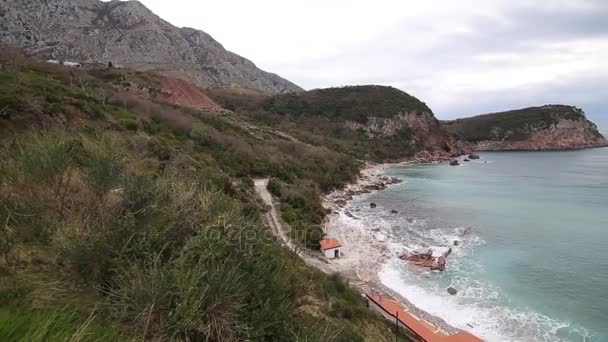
[0,0,302,94]
[442,105,608,151]
[212,85,467,162]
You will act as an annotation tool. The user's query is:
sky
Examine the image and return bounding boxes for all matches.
[135,0,608,132]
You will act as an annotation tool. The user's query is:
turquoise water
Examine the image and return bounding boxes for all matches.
[350,148,608,341]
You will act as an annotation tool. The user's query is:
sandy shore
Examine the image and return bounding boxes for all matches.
[320,161,461,335]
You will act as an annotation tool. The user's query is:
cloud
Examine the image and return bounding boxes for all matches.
[137,0,608,131]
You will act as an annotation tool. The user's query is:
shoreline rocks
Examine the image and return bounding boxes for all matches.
[323,166,403,213]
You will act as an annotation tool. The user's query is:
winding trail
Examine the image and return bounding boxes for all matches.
[253,178,339,273]
[253,177,474,340]
[253,178,299,254]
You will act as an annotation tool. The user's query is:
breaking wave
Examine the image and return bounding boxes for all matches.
[339,193,592,342]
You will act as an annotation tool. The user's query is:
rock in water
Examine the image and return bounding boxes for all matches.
[370,202,377,208]
[449,159,460,166]
[468,153,480,159]
[390,210,398,214]
[447,287,458,295]
[463,158,470,162]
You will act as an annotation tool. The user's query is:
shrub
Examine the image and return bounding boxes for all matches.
[119,118,138,131]
[267,178,282,197]
[81,133,125,198]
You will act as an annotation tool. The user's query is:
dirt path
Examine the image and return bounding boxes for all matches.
[254,179,299,254]
[253,177,461,336]
[254,178,341,273]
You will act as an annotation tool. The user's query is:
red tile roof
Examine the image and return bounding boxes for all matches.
[366,293,483,342]
[319,238,342,250]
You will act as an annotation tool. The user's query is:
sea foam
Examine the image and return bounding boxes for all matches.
[340,195,591,342]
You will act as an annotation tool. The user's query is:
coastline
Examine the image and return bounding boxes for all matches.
[320,159,462,335]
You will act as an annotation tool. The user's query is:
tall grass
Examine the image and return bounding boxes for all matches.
[0,52,403,340]
[0,307,130,342]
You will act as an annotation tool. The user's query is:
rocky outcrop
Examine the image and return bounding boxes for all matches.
[475,119,608,150]
[323,166,402,212]
[345,110,469,159]
[0,0,302,94]
[443,105,607,151]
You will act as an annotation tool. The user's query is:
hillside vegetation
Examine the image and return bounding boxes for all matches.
[0,50,401,341]
[442,105,604,142]
[208,85,448,162]
[262,85,432,123]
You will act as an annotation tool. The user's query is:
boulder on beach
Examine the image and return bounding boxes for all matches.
[370,202,377,208]
[447,287,458,295]
[468,153,480,159]
[390,209,398,214]
[449,159,460,166]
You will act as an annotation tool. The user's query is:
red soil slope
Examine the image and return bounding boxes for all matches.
[156,76,222,111]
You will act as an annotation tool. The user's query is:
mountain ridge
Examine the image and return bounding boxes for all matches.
[0,0,303,94]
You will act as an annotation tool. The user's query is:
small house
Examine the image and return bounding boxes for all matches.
[320,238,342,259]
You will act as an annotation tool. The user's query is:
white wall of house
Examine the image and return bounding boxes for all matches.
[322,247,341,259]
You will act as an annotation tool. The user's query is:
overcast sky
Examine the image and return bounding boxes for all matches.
[136,0,607,132]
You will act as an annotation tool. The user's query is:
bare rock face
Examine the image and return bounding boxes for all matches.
[345,110,470,159]
[0,0,303,95]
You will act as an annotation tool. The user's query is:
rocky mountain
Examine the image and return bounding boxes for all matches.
[442,105,608,151]
[0,0,302,94]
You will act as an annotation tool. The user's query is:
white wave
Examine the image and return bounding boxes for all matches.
[337,198,592,342]
[380,261,591,342]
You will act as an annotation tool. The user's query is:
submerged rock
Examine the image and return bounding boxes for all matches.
[447,287,458,295]
[463,158,470,162]
[390,209,398,214]
[370,202,377,208]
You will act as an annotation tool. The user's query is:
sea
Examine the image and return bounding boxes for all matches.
[341,148,608,342]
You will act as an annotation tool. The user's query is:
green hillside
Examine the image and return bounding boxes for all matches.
[262,85,433,122]
[0,50,402,341]
[209,85,439,162]
[442,105,603,142]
